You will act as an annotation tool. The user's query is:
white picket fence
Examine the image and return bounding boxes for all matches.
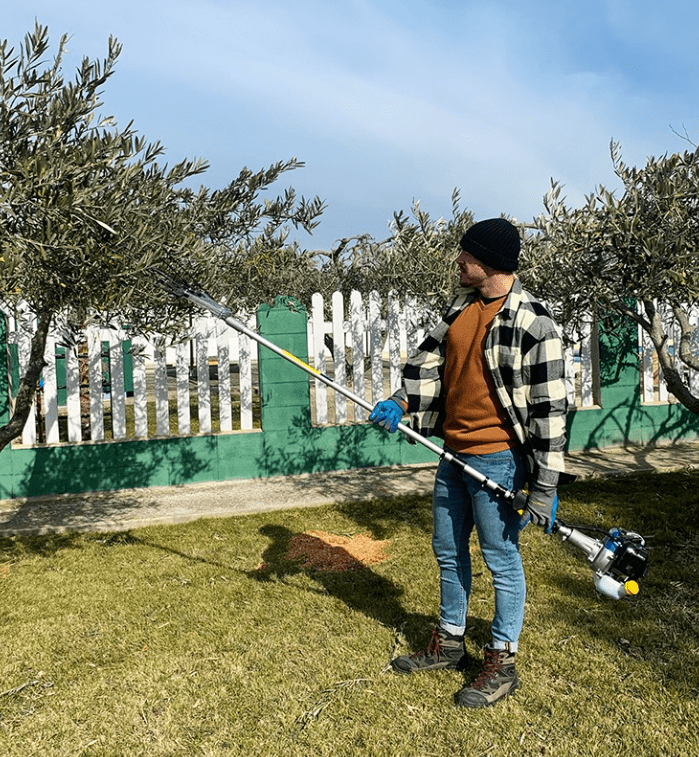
[5,292,693,447]
[5,307,259,446]
[306,291,599,426]
[307,291,427,425]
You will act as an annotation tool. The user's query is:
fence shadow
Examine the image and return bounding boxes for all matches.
[257,414,384,476]
[255,410,411,478]
[0,439,211,537]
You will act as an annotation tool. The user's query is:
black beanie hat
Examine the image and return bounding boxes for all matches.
[459,218,520,272]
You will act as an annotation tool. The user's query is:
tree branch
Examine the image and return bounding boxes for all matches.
[672,303,699,371]
[0,311,52,453]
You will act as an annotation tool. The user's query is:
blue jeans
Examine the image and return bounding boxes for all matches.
[432,447,527,651]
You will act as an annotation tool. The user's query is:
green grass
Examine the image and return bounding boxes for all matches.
[0,469,697,756]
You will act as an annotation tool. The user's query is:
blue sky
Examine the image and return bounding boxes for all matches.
[3,0,699,251]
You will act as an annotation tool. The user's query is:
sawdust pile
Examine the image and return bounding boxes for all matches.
[285,530,392,572]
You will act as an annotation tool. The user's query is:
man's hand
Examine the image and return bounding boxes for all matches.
[520,491,558,534]
[369,399,405,433]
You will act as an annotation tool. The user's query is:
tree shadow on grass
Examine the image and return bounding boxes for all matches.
[540,469,699,695]
[247,523,437,650]
[248,496,501,657]
[335,493,435,540]
[0,437,211,541]
[121,533,237,573]
[0,528,235,570]
[332,495,497,652]
[0,530,88,559]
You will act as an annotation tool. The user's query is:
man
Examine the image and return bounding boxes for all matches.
[369,218,568,708]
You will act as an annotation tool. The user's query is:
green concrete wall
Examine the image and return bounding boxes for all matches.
[1,299,697,500]
[566,316,699,449]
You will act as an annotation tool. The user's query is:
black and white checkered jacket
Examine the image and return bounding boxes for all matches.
[390,277,568,492]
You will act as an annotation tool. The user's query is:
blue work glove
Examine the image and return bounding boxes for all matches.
[368,399,405,433]
[519,491,558,534]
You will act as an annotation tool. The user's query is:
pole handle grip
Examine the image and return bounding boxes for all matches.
[512,489,528,514]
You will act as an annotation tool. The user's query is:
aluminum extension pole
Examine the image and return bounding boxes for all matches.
[164,280,656,603]
[180,287,517,504]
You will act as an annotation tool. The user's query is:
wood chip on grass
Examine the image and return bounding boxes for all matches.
[284,531,391,572]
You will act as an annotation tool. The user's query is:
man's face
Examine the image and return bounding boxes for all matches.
[456,249,489,288]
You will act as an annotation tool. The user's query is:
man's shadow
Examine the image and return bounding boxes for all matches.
[247,524,437,648]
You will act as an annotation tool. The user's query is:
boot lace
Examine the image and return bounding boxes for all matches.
[470,648,505,691]
[410,628,444,660]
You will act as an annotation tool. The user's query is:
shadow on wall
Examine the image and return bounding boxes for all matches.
[598,313,636,387]
[0,437,213,533]
[18,437,212,494]
[255,411,405,479]
[567,395,699,452]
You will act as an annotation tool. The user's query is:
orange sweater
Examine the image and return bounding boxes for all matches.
[443,296,518,454]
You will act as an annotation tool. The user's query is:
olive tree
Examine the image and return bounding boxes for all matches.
[315,190,474,323]
[520,140,699,415]
[0,24,323,451]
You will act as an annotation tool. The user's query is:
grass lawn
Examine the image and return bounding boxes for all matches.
[0,468,697,756]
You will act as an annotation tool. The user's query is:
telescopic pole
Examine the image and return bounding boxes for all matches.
[179,287,518,505]
[165,281,651,600]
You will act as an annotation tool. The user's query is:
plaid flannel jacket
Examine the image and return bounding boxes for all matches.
[390,277,568,492]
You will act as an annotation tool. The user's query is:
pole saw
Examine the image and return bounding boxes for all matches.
[159,275,649,600]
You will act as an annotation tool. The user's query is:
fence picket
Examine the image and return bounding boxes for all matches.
[16,318,37,445]
[350,291,367,421]
[217,323,233,433]
[196,332,212,434]
[153,339,170,436]
[564,343,576,406]
[369,290,382,405]
[388,291,401,395]
[65,345,82,443]
[87,329,105,441]
[690,305,699,396]
[132,337,148,438]
[108,330,127,439]
[175,342,191,435]
[42,335,60,444]
[579,318,595,407]
[311,293,328,424]
[639,321,655,402]
[332,291,347,423]
[404,295,420,359]
[239,319,254,431]
[657,307,671,402]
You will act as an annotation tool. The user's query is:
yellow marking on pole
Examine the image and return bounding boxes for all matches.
[281,350,321,377]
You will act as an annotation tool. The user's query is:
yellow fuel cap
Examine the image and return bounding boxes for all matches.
[624,580,640,595]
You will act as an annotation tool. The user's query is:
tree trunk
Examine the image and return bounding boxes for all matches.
[645,309,699,416]
[0,311,53,453]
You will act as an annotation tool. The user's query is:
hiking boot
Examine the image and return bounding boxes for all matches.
[454,644,519,708]
[391,627,467,674]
